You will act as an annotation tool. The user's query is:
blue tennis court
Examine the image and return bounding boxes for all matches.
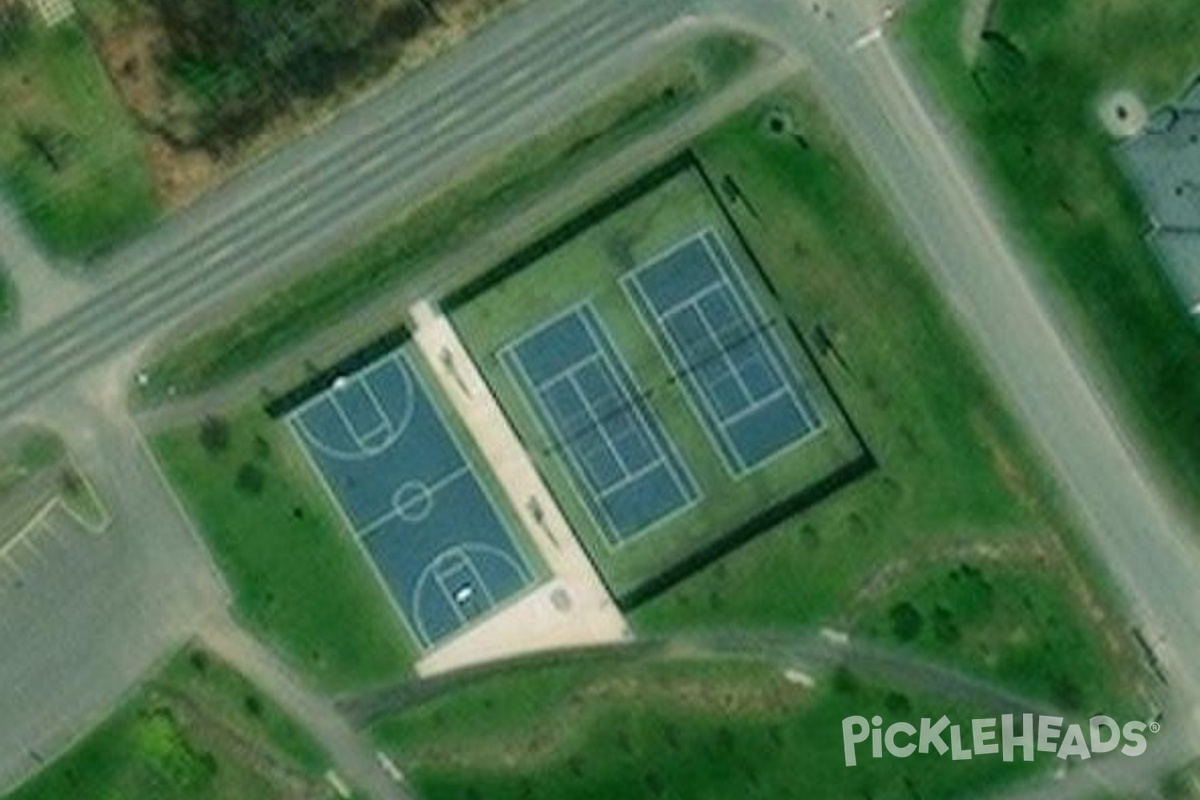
[625,229,822,474]
[291,350,534,648]
[502,304,699,546]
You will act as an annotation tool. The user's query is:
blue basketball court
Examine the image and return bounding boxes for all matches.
[625,229,823,474]
[501,304,699,546]
[290,350,534,648]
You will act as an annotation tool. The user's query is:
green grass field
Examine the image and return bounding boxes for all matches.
[897,0,1200,519]
[3,644,338,800]
[153,407,415,691]
[369,653,1042,800]
[134,35,760,408]
[449,165,865,597]
[0,19,157,259]
[621,85,1142,716]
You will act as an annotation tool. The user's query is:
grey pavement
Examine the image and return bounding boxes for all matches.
[739,0,1200,763]
[0,200,90,330]
[0,382,226,790]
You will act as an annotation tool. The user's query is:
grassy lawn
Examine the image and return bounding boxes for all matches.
[369,653,1042,799]
[4,643,338,800]
[0,18,157,259]
[897,0,1200,517]
[153,407,415,691]
[449,164,865,598]
[133,35,761,407]
[625,85,1142,716]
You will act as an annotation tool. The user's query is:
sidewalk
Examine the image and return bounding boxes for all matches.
[408,300,630,677]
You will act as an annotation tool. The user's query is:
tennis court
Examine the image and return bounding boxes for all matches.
[291,350,534,648]
[625,228,822,474]
[501,304,699,546]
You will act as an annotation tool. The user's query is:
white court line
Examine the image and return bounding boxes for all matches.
[500,339,617,545]
[623,265,741,476]
[503,307,703,550]
[357,465,471,539]
[437,553,497,609]
[433,566,468,625]
[329,394,373,452]
[337,378,391,446]
[704,230,825,433]
[400,350,538,597]
[577,307,691,484]
[360,375,394,436]
[596,458,670,501]
[286,415,429,651]
[694,298,757,410]
[628,271,747,474]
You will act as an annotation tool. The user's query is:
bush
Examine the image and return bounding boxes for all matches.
[198,415,231,454]
[234,462,265,495]
[889,600,924,642]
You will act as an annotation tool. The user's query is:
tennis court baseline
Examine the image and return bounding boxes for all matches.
[291,351,534,648]
[625,229,822,475]
[501,304,699,546]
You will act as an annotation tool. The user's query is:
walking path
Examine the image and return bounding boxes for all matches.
[200,614,411,800]
[408,300,630,677]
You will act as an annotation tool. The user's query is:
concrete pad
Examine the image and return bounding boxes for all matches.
[408,300,629,676]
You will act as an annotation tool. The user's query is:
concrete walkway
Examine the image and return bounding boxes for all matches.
[408,300,630,677]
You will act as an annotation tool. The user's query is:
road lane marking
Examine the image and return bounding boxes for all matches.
[433,107,467,134]
[277,199,311,223]
[500,66,531,90]
[849,27,883,53]
[356,153,389,177]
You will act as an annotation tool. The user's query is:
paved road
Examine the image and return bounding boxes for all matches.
[727,0,1200,761]
[0,0,686,421]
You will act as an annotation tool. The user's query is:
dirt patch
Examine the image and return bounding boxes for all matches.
[407,664,807,771]
[843,535,1051,620]
[971,411,1041,513]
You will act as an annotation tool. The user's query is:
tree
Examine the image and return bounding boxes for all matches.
[889,601,924,642]
[235,462,266,495]
[199,415,231,454]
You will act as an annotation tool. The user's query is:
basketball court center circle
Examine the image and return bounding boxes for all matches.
[393,480,434,523]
